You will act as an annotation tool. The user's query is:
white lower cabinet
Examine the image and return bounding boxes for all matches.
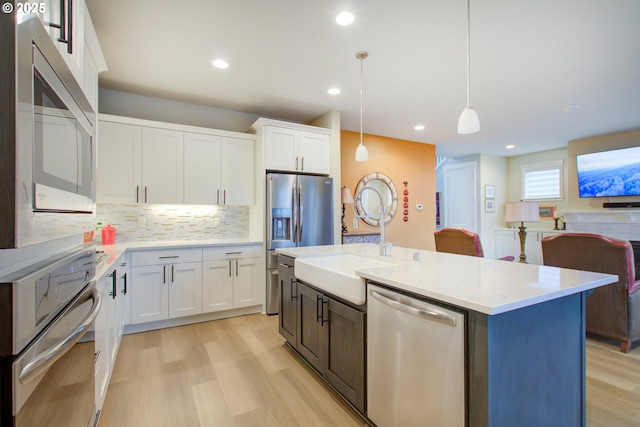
[130,249,203,324]
[95,253,128,413]
[202,245,262,313]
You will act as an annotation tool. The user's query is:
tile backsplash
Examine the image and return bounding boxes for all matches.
[96,204,250,243]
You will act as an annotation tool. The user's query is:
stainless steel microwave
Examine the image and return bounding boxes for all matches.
[0,14,96,248]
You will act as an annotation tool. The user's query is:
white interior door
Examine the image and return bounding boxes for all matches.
[443,161,477,232]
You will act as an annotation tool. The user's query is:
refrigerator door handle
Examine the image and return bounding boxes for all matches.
[291,182,298,243]
[298,183,303,242]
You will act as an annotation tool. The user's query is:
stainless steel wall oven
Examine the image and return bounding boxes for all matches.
[0,246,100,427]
[0,13,96,248]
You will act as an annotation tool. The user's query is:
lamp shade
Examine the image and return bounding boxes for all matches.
[504,201,540,223]
[341,187,354,204]
[355,144,369,161]
[457,107,480,134]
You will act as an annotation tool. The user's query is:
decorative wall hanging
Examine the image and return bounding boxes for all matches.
[403,181,409,222]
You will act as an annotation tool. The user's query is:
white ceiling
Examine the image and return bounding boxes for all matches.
[85,0,640,158]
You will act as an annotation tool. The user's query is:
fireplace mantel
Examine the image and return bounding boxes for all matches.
[564,210,640,241]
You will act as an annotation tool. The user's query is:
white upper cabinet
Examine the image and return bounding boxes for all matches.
[220,137,254,205]
[33,1,106,109]
[183,133,222,205]
[265,126,298,172]
[184,133,254,205]
[97,121,142,204]
[141,128,184,204]
[260,123,331,174]
[298,130,331,174]
[97,116,255,206]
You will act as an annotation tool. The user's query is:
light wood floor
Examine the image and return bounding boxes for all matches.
[99,314,640,427]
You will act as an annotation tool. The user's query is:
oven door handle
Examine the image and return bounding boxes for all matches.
[19,283,102,384]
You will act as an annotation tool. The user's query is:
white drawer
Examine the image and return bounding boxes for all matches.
[203,244,262,261]
[131,248,202,266]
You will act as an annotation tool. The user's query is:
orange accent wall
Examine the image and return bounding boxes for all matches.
[341,130,436,250]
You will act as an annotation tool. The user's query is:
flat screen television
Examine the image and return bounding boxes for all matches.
[576,146,640,198]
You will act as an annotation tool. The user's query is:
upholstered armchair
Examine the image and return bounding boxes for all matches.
[434,227,515,261]
[541,233,640,353]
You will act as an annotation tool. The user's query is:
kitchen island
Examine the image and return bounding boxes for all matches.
[277,243,618,427]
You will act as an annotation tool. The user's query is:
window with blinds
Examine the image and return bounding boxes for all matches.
[521,160,564,200]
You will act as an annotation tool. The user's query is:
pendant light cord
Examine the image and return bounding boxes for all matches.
[360,54,364,146]
[465,0,471,108]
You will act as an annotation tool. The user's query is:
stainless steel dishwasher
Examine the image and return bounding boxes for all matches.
[367,284,465,427]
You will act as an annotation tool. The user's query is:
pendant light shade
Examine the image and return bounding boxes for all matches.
[355,144,369,161]
[458,0,480,134]
[457,107,480,134]
[355,51,369,161]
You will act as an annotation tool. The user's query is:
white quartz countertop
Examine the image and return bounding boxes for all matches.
[94,238,262,280]
[277,243,618,315]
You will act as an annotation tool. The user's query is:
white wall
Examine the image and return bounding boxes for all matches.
[478,154,508,258]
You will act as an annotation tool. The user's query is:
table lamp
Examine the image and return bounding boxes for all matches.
[341,187,354,233]
[504,201,540,263]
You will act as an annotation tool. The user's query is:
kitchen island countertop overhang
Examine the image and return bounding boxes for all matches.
[276,243,618,315]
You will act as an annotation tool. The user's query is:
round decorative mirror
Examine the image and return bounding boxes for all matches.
[354,172,398,226]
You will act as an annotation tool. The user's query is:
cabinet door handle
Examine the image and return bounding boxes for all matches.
[110,269,117,299]
[316,295,322,323]
[162,265,166,284]
[228,261,232,277]
[301,157,304,171]
[290,279,297,300]
[235,259,239,276]
[321,298,328,325]
[122,272,127,295]
[171,265,175,283]
[136,185,139,203]
[295,156,299,171]
[224,190,226,205]
[47,0,73,54]
[144,186,148,203]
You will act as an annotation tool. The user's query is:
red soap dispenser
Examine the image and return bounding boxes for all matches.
[101,224,116,245]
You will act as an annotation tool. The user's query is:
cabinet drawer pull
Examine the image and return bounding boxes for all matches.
[278,263,292,269]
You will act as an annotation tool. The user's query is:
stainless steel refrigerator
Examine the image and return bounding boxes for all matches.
[266,173,334,314]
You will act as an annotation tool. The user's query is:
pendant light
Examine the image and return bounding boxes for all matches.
[355,51,369,161]
[457,0,480,134]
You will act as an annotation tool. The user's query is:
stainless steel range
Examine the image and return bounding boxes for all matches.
[0,246,100,427]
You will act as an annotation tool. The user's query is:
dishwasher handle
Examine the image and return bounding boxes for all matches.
[370,289,457,327]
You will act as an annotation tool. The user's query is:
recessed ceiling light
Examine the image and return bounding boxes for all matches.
[563,105,581,112]
[506,144,515,149]
[335,11,355,26]
[212,59,229,69]
[414,125,425,131]
[328,88,341,95]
